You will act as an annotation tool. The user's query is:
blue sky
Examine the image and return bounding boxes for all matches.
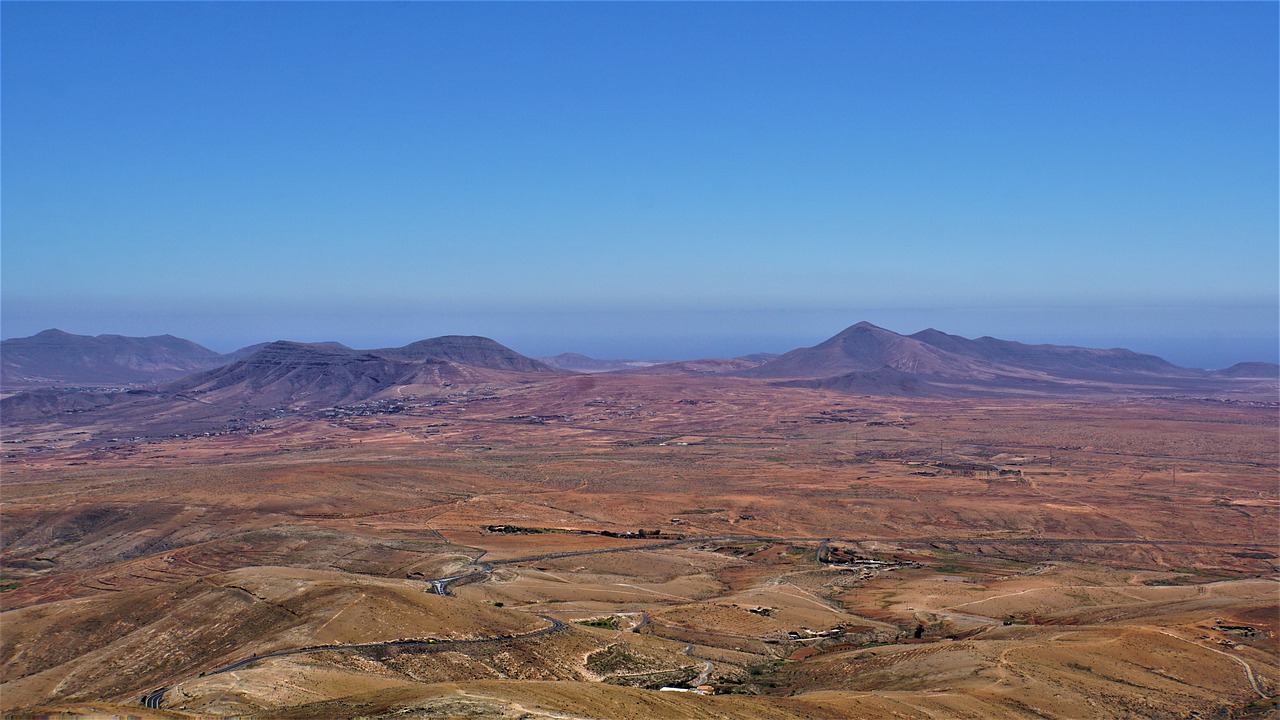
[3,2,1276,367]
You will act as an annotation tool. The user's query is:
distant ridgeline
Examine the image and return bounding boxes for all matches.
[1,324,1275,414]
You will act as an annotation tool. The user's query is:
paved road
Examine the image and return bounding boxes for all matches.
[426,550,494,596]
[683,644,714,686]
[815,538,830,563]
[141,687,167,709]
[632,611,650,633]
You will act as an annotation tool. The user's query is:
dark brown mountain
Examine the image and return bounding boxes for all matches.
[373,336,560,373]
[743,322,1200,382]
[0,336,558,436]
[907,328,1185,379]
[738,322,1275,399]
[222,341,352,363]
[741,322,997,380]
[1,329,229,387]
[3,326,1274,430]
[0,330,550,395]
[169,340,537,409]
[168,342,408,408]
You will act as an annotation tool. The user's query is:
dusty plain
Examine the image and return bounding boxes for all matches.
[2,373,1277,718]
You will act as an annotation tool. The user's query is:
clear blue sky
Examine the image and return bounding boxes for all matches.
[3,2,1276,367]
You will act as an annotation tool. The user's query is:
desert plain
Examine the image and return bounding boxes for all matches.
[2,370,1277,719]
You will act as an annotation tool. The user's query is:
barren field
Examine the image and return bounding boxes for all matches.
[2,375,1276,718]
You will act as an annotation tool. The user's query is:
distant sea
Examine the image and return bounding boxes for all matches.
[1122,337,1279,371]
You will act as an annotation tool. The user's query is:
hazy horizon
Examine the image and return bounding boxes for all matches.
[3,303,1276,371]
[3,3,1276,371]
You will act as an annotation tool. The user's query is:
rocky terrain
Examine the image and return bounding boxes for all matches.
[1,323,1276,718]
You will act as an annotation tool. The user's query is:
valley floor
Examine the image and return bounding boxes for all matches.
[2,381,1276,718]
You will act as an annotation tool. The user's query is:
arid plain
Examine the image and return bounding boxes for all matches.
[3,361,1277,719]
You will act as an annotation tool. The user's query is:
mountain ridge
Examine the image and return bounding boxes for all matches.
[733,322,1279,398]
[165,337,562,409]
[1,329,231,387]
[741,322,1004,381]
[3,325,1275,405]
[0,331,559,389]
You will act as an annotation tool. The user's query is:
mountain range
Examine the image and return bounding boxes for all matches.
[2,325,1275,421]
[733,322,1275,397]
[163,338,561,409]
[0,334,568,433]
[0,331,556,390]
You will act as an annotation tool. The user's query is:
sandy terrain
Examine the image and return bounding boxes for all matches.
[2,377,1276,718]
